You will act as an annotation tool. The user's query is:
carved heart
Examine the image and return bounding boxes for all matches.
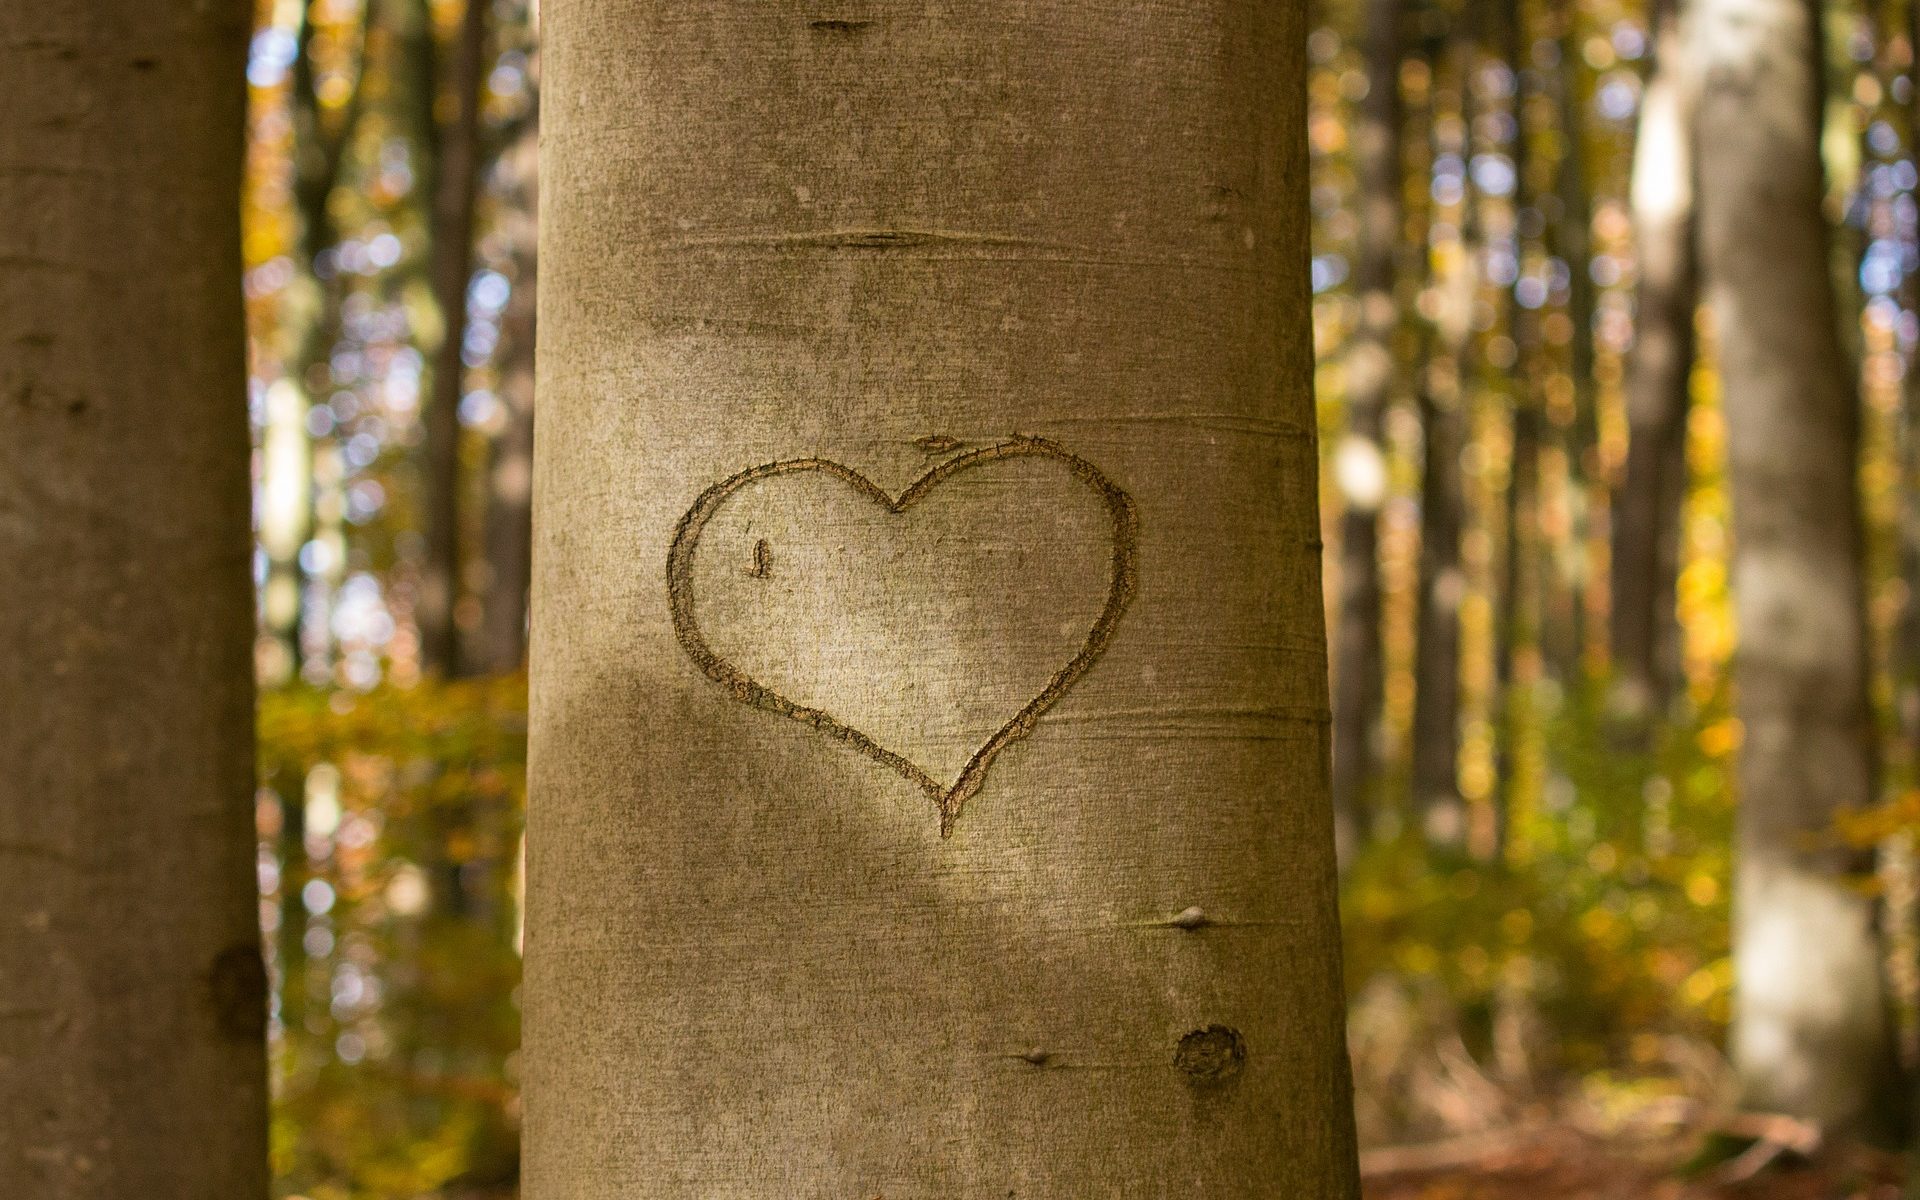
[666,435,1137,836]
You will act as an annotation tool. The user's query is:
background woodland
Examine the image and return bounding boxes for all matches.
[238,0,1920,1194]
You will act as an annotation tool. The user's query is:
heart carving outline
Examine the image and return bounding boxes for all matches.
[665,435,1138,837]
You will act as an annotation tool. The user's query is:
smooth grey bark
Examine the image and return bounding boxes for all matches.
[1610,0,1696,726]
[526,3,1361,1195]
[0,4,269,1195]
[1330,0,1402,862]
[1691,0,1900,1135]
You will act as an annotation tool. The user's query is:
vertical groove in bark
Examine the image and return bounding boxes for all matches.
[416,0,490,678]
[0,4,269,1195]
[479,96,539,674]
[1610,0,1697,728]
[527,3,1360,1195]
[1413,25,1478,844]
[1691,0,1900,1136]
[1331,0,1403,861]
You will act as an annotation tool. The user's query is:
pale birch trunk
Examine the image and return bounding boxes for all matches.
[0,3,268,1194]
[525,3,1360,1195]
[1691,0,1901,1135]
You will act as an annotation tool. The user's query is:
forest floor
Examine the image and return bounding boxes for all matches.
[1361,1125,1909,1199]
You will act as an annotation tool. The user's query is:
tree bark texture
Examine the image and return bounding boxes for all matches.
[0,4,268,1195]
[1690,0,1900,1135]
[526,4,1361,1196]
[1330,0,1402,860]
[1611,0,1696,724]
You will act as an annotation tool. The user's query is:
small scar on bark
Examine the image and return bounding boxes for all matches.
[1169,906,1211,930]
[208,943,268,1041]
[130,56,158,70]
[833,229,927,248]
[809,17,872,32]
[66,399,86,416]
[1202,182,1243,222]
[748,538,772,578]
[1131,906,1237,931]
[914,434,963,454]
[1174,1025,1245,1085]
[1014,1047,1054,1067]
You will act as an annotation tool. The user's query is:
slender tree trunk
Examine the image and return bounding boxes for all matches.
[416,0,489,677]
[1491,0,1539,857]
[1611,0,1697,728]
[526,4,1360,1194]
[1691,0,1900,1136]
[1549,5,1599,680]
[262,1,372,686]
[1899,0,1920,765]
[0,4,268,1195]
[275,770,314,1042]
[479,99,539,674]
[1413,25,1478,846]
[1414,356,1467,840]
[1331,0,1403,862]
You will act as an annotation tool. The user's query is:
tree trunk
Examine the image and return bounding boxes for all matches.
[261,1,372,686]
[1691,0,1900,1136]
[1899,0,1920,769]
[417,0,490,677]
[526,4,1361,1195]
[1491,0,1539,858]
[0,5,268,1195]
[478,99,539,674]
[1414,345,1467,843]
[1330,0,1402,862]
[1412,26,1478,845]
[1548,4,1599,681]
[1610,0,1696,727]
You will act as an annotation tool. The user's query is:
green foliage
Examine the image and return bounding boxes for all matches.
[259,676,526,1199]
[1342,679,1737,1109]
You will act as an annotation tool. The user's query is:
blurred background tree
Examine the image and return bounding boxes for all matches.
[235,0,1920,1194]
